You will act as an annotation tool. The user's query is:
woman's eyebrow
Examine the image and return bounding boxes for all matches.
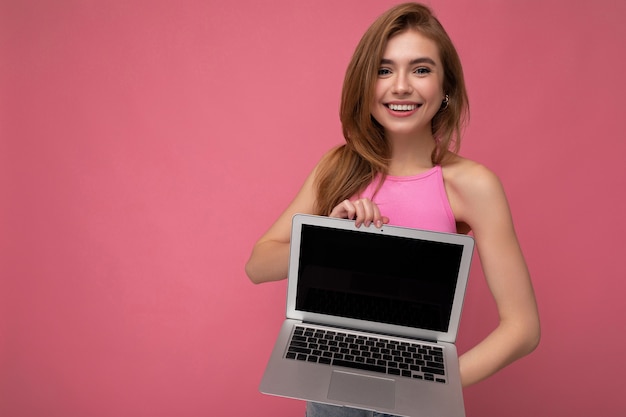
[380,57,437,66]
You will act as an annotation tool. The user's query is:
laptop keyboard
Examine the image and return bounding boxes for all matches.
[285,325,447,384]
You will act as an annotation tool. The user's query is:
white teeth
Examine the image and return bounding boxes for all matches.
[388,104,417,111]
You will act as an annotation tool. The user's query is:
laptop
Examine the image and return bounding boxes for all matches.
[259,214,474,417]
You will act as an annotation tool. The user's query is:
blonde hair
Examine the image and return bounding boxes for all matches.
[315,2,469,216]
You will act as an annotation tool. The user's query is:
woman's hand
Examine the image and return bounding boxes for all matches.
[329,198,389,228]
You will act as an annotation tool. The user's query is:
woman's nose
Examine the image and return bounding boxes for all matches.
[392,74,412,94]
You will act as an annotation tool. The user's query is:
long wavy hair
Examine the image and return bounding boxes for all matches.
[314,2,469,216]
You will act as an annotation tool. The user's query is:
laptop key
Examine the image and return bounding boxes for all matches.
[288,346,311,355]
[426,361,444,369]
[422,366,445,375]
[333,359,386,374]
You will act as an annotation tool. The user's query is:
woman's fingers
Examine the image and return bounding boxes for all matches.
[354,199,371,227]
[330,198,387,228]
[329,199,356,220]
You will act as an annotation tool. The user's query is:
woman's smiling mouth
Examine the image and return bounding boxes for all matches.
[386,103,420,111]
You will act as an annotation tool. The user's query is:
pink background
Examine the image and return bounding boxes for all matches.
[2,0,625,416]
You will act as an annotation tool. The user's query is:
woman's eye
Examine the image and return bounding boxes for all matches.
[415,67,431,75]
[378,68,392,76]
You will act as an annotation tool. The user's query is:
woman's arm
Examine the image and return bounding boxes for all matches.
[245,165,319,284]
[446,161,541,387]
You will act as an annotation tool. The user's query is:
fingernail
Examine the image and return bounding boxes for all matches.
[376,220,382,228]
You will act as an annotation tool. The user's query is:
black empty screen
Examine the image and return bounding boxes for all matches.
[295,224,463,332]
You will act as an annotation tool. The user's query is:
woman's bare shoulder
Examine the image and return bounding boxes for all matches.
[442,154,503,196]
[441,154,509,230]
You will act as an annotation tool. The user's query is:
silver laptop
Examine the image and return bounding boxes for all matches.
[259,214,474,417]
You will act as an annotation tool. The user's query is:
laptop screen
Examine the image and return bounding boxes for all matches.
[295,224,464,332]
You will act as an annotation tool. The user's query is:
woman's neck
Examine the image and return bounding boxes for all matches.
[386,131,437,176]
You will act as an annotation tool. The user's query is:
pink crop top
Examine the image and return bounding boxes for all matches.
[357,165,457,233]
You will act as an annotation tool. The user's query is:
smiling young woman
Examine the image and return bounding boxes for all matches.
[246,3,540,416]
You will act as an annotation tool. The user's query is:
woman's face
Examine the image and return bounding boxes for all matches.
[370,30,445,140]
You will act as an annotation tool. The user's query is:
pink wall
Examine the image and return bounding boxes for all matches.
[2,0,625,416]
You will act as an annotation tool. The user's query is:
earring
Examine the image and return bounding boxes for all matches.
[440,94,449,111]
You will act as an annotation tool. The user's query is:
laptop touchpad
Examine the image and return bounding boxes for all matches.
[327,370,395,409]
